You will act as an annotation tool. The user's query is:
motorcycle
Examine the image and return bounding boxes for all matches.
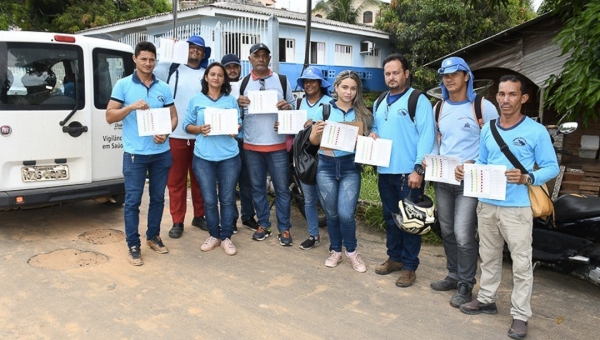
[531,122,600,286]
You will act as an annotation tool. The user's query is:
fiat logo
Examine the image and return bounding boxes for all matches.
[1,125,12,137]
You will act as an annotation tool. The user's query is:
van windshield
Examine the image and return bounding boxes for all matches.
[0,42,84,110]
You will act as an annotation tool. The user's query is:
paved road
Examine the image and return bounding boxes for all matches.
[1,191,599,339]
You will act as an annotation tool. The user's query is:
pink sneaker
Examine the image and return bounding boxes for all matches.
[200,236,221,252]
[325,250,342,268]
[345,250,367,273]
[220,238,237,256]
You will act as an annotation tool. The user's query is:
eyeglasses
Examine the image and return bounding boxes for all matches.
[259,78,265,91]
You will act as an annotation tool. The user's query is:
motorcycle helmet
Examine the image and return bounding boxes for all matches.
[392,195,436,236]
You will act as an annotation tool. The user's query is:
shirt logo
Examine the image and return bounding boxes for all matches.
[157,95,166,103]
[513,137,527,147]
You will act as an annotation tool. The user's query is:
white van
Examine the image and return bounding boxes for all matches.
[0,31,134,209]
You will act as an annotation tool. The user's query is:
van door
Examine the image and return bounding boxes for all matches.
[0,41,90,192]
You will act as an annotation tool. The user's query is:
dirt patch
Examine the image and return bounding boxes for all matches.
[78,228,124,245]
[28,249,109,270]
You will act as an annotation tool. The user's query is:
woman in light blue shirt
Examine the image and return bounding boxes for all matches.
[183,62,241,256]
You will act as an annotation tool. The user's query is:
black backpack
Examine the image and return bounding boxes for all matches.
[373,89,423,123]
[292,103,331,185]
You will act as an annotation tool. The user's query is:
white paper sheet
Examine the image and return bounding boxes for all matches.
[424,154,461,185]
[247,90,279,114]
[137,108,172,136]
[230,81,240,100]
[204,107,239,135]
[320,121,359,153]
[278,110,307,134]
[157,38,189,64]
[463,163,507,200]
[354,136,392,167]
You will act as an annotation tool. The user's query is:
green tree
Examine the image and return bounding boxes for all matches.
[0,0,172,33]
[376,0,534,91]
[313,0,383,24]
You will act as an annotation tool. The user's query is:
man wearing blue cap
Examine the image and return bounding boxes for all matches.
[154,36,212,239]
[237,43,296,246]
[429,57,498,306]
[221,53,242,82]
[295,66,332,250]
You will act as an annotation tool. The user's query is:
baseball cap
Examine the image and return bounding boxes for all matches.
[438,56,471,75]
[297,66,331,93]
[250,43,270,55]
[221,54,241,66]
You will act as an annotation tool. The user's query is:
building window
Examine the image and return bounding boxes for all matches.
[310,41,325,64]
[334,44,352,66]
[279,38,295,63]
[363,11,373,24]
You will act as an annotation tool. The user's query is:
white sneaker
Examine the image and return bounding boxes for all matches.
[345,250,367,273]
[220,238,237,256]
[325,250,342,268]
[200,236,221,252]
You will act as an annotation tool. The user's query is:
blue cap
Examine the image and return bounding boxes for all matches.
[221,53,241,66]
[297,66,331,94]
[438,57,476,102]
[187,36,212,69]
[250,43,270,55]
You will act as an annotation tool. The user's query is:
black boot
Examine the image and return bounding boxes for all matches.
[169,223,184,239]
[450,282,473,308]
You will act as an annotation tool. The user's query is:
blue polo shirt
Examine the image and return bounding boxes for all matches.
[110,71,174,155]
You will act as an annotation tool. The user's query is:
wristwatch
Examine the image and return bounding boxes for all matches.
[414,164,425,176]
[524,174,533,185]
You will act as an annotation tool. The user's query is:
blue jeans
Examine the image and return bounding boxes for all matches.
[378,173,423,271]
[317,154,361,253]
[193,155,241,240]
[434,181,478,285]
[245,149,291,231]
[234,140,256,223]
[122,151,172,248]
[300,181,320,237]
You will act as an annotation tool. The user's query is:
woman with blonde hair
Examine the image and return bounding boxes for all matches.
[309,70,373,272]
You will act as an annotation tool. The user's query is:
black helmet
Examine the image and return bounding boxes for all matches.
[392,195,436,236]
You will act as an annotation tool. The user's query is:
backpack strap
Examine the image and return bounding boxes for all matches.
[166,63,180,99]
[374,91,388,113]
[473,94,484,128]
[321,103,331,120]
[278,73,288,101]
[296,97,302,110]
[407,89,423,123]
[238,74,251,97]
[434,100,444,145]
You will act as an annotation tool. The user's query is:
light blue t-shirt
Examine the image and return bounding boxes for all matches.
[371,88,436,174]
[477,117,559,207]
[110,71,174,155]
[433,98,498,162]
[182,92,241,162]
[299,94,333,122]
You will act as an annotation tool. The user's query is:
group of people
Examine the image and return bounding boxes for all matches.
[106,35,559,340]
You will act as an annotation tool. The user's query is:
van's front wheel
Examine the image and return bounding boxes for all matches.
[106,194,125,206]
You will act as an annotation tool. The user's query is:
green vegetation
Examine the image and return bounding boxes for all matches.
[313,0,383,24]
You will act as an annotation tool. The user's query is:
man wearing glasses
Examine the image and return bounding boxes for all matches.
[237,43,296,246]
[370,53,435,287]
[429,57,498,308]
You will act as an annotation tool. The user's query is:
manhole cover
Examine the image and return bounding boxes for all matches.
[78,229,124,245]
[28,249,109,270]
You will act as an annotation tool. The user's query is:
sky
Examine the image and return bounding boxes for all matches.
[274,0,542,13]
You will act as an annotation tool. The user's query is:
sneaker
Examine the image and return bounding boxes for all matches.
[242,218,259,231]
[147,236,169,254]
[200,236,221,252]
[508,319,528,339]
[374,258,403,275]
[278,230,293,246]
[325,250,342,268]
[430,276,459,291]
[128,246,143,266]
[450,282,473,308]
[220,238,237,256]
[192,216,208,231]
[300,235,320,250]
[232,224,238,234]
[252,226,272,241]
[345,250,367,273]
[168,223,183,239]
[459,299,498,315]
[395,269,416,288]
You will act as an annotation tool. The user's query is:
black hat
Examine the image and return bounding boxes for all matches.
[250,43,270,55]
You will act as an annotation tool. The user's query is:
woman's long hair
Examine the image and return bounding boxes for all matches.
[201,62,231,95]
[333,70,373,135]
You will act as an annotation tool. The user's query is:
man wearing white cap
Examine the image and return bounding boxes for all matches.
[429,57,498,307]
[154,36,211,239]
